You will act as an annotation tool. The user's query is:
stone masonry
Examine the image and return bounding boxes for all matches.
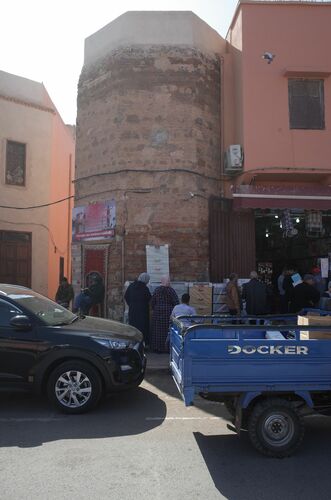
[75,13,224,319]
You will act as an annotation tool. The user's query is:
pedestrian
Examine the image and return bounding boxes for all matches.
[55,277,74,309]
[283,268,295,313]
[151,275,179,353]
[124,273,152,345]
[277,268,288,313]
[292,274,320,313]
[224,273,241,316]
[171,293,196,325]
[311,266,326,297]
[323,281,331,298]
[73,274,105,315]
[242,271,269,316]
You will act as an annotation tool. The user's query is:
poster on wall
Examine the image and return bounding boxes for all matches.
[320,257,329,279]
[146,244,170,283]
[72,201,116,242]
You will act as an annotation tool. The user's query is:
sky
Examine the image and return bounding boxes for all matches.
[1,0,238,124]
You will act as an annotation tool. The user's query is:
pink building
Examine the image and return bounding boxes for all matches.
[211,0,331,282]
[0,71,75,299]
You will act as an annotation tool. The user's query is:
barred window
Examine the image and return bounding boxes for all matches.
[288,79,325,130]
[6,140,26,186]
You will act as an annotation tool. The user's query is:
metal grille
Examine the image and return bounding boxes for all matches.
[288,79,325,130]
[209,198,256,281]
[5,140,26,186]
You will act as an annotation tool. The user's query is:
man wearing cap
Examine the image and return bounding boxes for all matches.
[292,274,320,313]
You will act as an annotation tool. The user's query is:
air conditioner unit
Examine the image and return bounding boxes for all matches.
[224,145,243,174]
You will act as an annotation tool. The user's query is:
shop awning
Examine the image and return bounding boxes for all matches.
[233,193,331,210]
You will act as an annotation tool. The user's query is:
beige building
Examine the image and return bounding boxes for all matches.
[0,70,75,298]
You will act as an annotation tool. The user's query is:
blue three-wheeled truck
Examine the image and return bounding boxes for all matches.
[170,314,331,457]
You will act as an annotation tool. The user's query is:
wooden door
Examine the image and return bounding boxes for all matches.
[0,231,31,287]
[209,198,256,282]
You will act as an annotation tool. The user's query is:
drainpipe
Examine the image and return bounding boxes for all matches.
[67,154,72,278]
[220,55,225,198]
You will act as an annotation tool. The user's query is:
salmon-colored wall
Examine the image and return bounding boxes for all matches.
[0,99,53,295]
[231,3,331,175]
[48,110,75,300]
[0,73,75,299]
[226,9,244,148]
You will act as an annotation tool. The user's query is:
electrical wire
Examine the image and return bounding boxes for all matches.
[0,219,67,255]
[74,167,222,184]
[0,195,74,210]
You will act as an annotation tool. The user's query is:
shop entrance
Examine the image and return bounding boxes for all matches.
[255,209,331,286]
[82,245,109,317]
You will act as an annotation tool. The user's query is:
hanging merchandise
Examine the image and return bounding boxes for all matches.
[281,209,298,238]
[306,211,323,237]
[257,262,273,286]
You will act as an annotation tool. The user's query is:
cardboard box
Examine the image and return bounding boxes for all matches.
[189,283,212,315]
[298,314,331,340]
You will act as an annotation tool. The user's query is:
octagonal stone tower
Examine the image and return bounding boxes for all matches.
[75,11,225,318]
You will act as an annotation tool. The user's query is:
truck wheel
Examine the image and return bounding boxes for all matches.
[47,361,102,414]
[248,398,305,458]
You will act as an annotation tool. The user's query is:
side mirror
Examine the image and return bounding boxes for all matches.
[10,315,32,331]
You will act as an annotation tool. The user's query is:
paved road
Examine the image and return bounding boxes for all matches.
[0,369,331,500]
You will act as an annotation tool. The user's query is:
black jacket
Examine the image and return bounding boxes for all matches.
[124,281,152,341]
[292,282,320,312]
[242,279,269,315]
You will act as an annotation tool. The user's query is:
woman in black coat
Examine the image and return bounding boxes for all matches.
[124,273,151,344]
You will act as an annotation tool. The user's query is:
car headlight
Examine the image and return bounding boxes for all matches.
[93,337,135,349]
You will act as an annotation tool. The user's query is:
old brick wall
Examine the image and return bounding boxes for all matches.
[75,45,221,319]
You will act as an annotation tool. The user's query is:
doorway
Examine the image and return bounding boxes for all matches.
[0,231,32,287]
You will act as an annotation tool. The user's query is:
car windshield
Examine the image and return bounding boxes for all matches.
[7,289,77,326]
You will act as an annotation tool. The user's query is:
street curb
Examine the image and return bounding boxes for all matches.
[146,365,171,373]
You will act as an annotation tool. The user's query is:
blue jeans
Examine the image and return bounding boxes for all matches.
[74,293,92,314]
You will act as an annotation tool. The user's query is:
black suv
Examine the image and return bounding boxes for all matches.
[0,284,146,414]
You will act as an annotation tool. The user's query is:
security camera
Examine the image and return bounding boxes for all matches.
[262,52,275,64]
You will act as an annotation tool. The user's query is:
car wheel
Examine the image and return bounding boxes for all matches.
[47,361,102,414]
[248,398,305,458]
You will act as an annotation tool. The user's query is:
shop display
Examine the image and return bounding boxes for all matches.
[257,262,273,287]
[298,314,331,340]
[189,283,213,315]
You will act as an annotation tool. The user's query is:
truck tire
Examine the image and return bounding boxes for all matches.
[47,360,103,414]
[248,398,305,458]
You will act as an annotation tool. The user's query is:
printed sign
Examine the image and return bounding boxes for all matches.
[320,257,329,278]
[146,244,170,282]
[72,201,116,242]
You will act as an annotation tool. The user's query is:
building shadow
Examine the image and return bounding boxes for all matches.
[0,386,166,449]
[194,415,331,500]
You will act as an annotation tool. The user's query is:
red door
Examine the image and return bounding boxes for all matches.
[83,247,108,316]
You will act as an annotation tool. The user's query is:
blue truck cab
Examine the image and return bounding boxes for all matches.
[170,315,331,457]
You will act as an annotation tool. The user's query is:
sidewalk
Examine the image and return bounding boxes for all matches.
[146,352,170,371]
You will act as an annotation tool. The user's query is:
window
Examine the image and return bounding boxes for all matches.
[0,300,21,327]
[5,140,26,186]
[288,79,325,130]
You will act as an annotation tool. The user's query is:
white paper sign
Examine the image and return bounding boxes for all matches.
[146,244,169,282]
[320,257,329,278]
